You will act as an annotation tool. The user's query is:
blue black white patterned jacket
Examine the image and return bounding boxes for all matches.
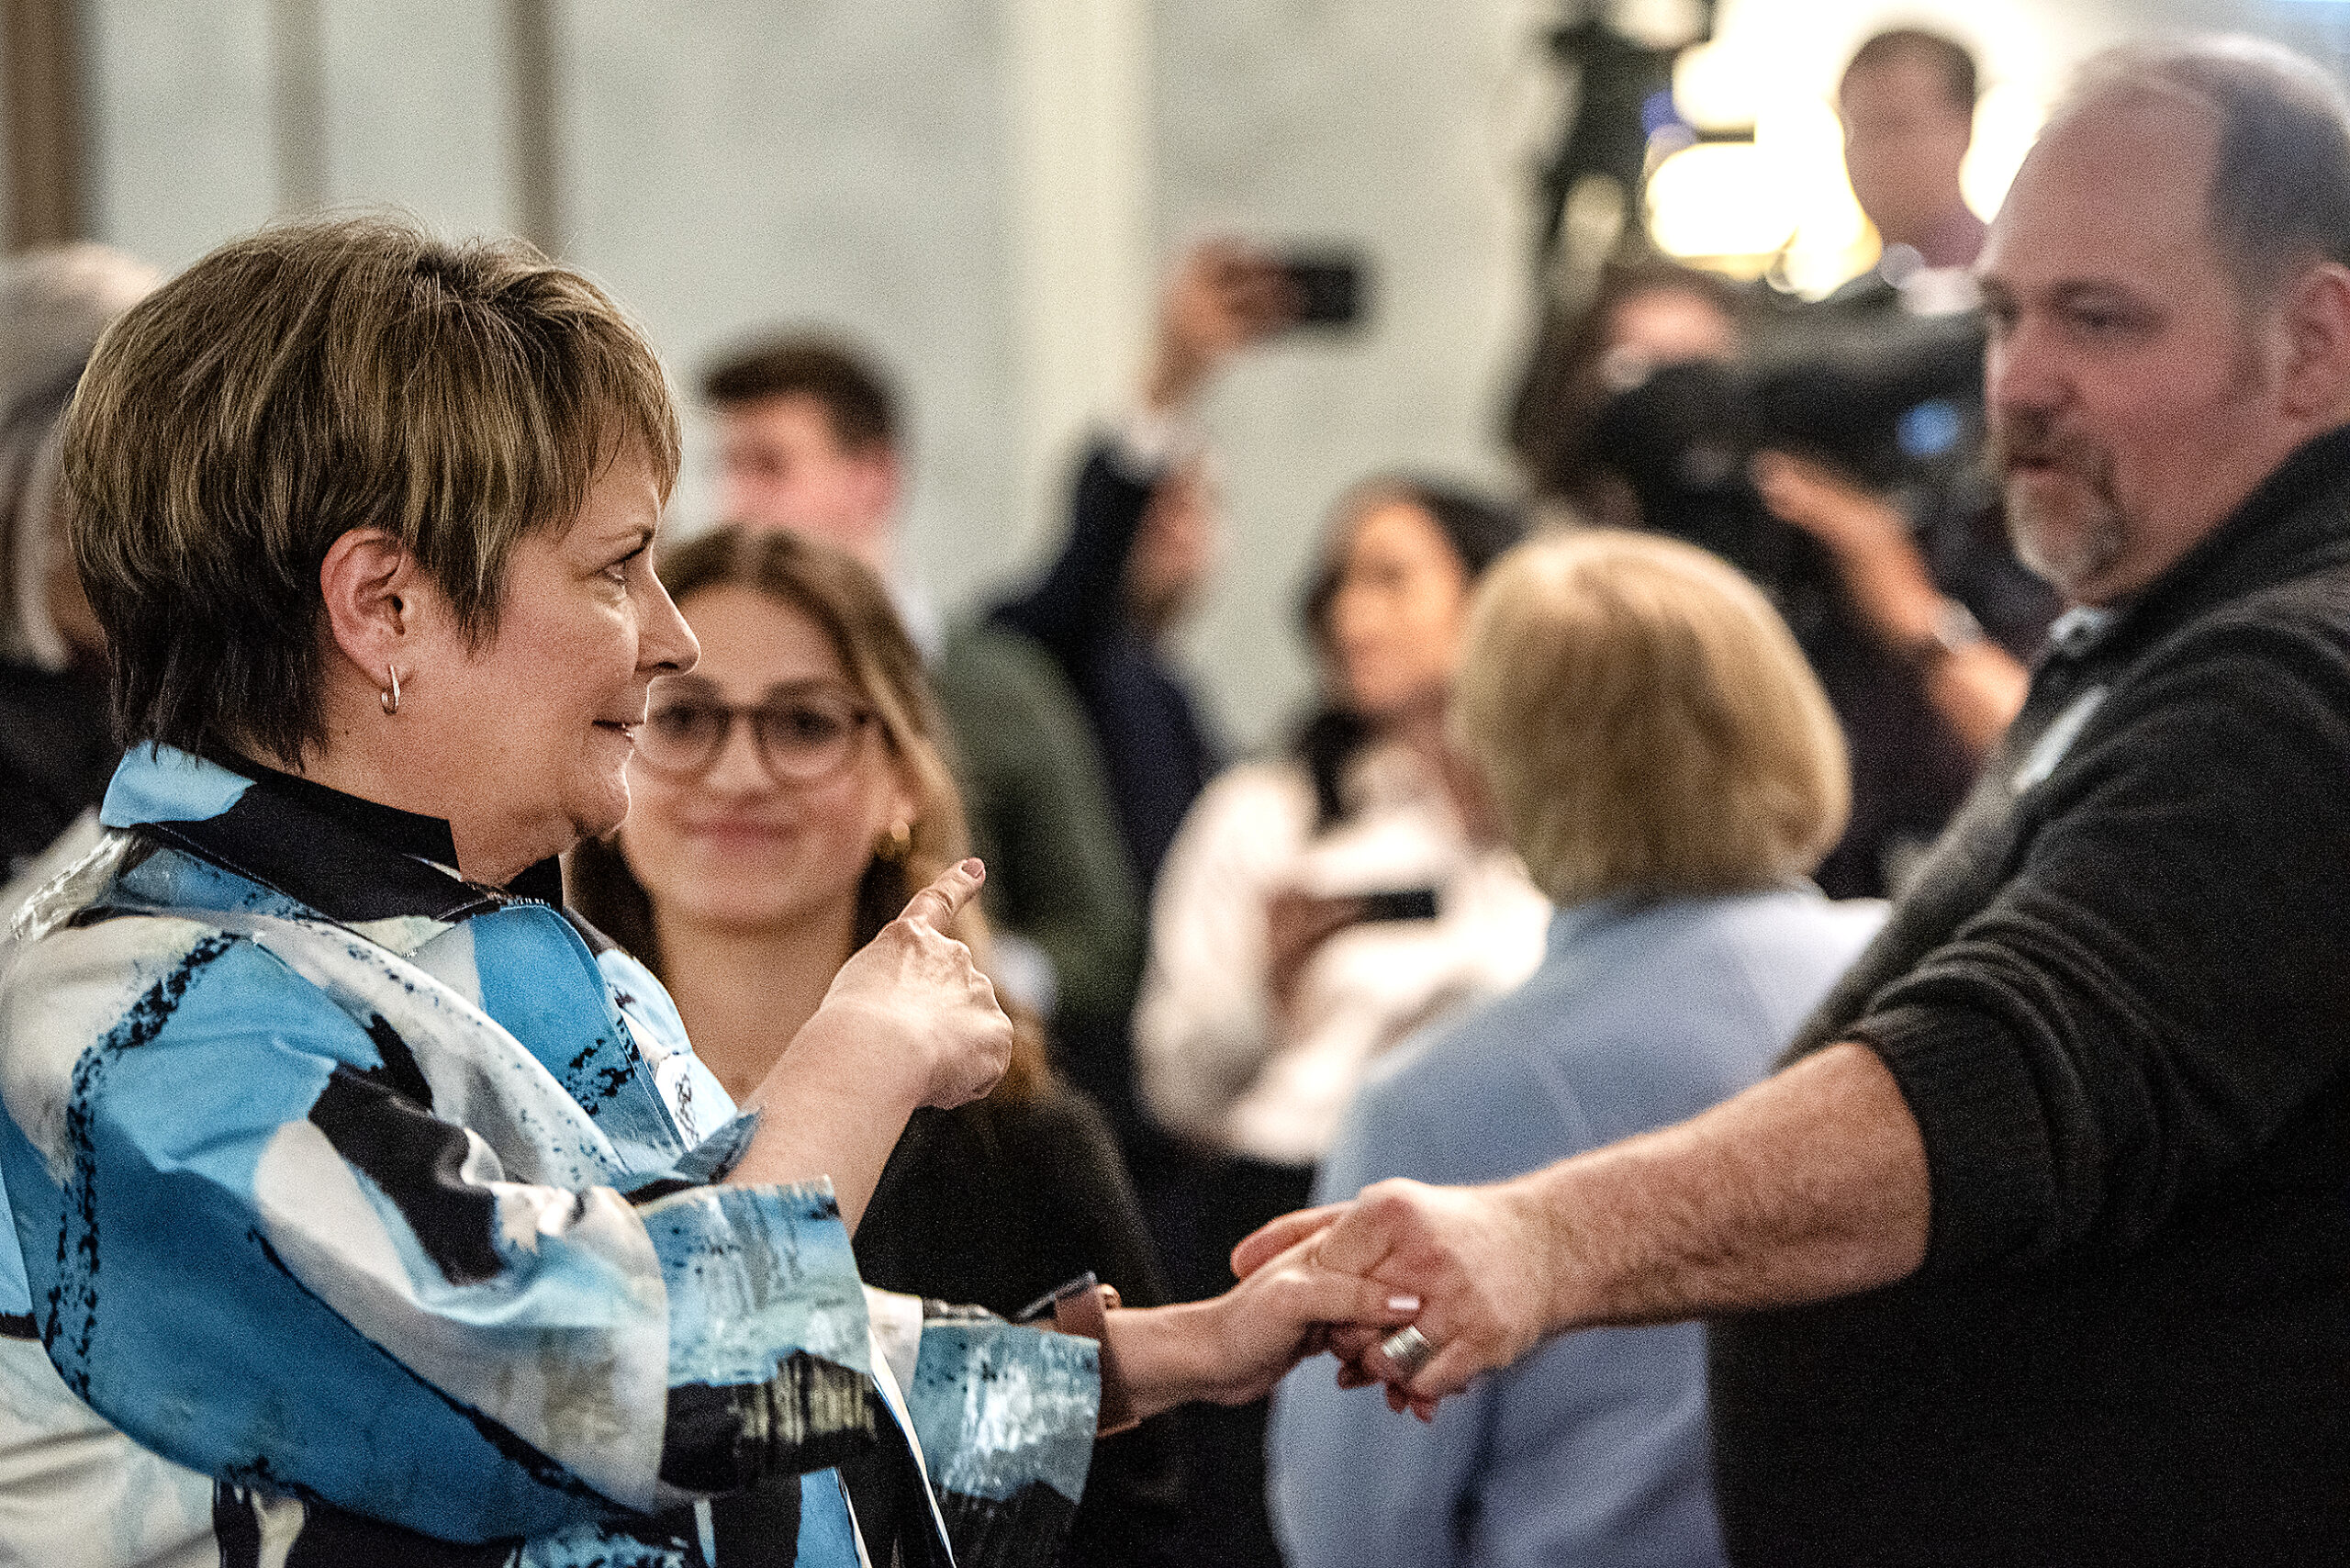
[0,745,1101,1567]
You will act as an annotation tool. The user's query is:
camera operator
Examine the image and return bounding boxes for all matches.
[1740,28,2033,760]
[1517,253,2058,897]
[1738,28,2058,891]
[1748,450,2026,757]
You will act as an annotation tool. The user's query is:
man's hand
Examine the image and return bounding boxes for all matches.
[1234,1179,1559,1418]
[1145,240,1296,413]
[1233,1045,1933,1420]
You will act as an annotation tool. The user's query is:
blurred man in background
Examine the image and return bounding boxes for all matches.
[700,335,1143,1044]
[705,337,936,647]
[994,241,1294,900]
[1832,28,1989,300]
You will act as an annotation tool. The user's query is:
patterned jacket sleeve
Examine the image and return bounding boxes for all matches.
[861,1291,1102,1568]
[0,910,880,1545]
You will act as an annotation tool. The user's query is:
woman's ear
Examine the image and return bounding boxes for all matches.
[318,528,424,690]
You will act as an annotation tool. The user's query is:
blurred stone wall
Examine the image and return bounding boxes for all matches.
[67,0,2350,749]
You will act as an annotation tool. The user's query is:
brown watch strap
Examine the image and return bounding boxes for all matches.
[1042,1276,1139,1435]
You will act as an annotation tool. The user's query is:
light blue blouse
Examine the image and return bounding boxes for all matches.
[1270,888,1884,1568]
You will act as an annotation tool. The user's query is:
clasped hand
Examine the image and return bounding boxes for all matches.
[1227,1177,1554,1422]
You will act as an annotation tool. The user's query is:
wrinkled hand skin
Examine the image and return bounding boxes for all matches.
[1233,1179,1555,1422]
[818,858,1013,1109]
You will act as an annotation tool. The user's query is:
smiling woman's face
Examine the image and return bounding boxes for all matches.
[616,584,915,940]
[426,448,698,881]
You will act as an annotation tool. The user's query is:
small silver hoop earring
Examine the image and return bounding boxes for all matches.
[380,665,402,717]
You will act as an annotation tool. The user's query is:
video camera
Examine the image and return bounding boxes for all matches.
[1587,304,1992,602]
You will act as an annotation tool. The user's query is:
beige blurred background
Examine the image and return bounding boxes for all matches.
[5,0,2345,745]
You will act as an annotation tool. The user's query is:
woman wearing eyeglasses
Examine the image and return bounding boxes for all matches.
[568,524,1192,1567]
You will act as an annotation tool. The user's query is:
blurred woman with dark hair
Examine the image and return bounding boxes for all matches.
[1136,477,1546,1214]
[1130,476,1550,1562]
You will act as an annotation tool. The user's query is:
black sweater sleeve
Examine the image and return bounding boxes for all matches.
[1847,598,2350,1275]
[993,440,1159,659]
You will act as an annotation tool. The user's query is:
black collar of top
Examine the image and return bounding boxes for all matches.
[141,749,567,924]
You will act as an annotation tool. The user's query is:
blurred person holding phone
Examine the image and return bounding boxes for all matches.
[992,239,1312,899]
[1135,478,1544,1235]
[1131,475,1545,1566]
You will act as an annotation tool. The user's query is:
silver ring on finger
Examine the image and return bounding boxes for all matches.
[1380,1323,1435,1382]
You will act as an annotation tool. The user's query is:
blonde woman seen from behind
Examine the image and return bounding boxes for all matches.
[1270,529,1885,1568]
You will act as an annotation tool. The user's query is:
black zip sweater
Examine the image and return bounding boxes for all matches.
[1708,425,2350,1566]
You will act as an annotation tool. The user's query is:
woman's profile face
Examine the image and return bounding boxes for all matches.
[617,584,915,941]
[423,449,698,877]
[1325,499,1473,722]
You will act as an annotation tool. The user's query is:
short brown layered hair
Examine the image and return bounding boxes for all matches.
[699,334,899,454]
[64,214,681,764]
[1455,530,1848,905]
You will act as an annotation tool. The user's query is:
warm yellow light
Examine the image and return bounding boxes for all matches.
[1646,92,1874,293]
[1964,82,2047,221]
[1672,39,1756,130]
[1649,4,2060,292]
[1647,143,1795,259]
[1763,93,1874,296]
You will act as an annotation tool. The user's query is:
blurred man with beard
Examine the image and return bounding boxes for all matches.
[1239,37,2350,1565]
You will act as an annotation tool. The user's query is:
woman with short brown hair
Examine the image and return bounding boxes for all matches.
[0,215,1412,1568]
